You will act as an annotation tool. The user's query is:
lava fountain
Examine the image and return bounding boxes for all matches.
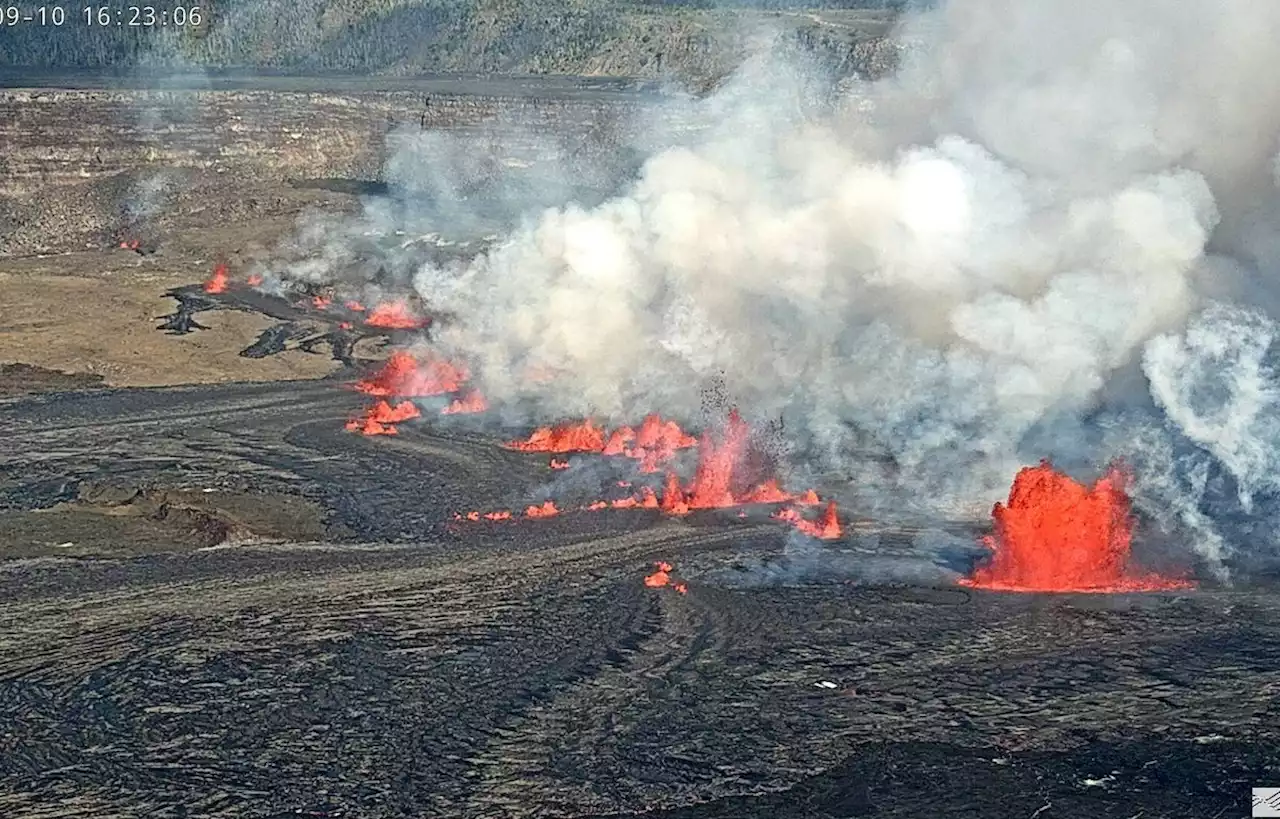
[959,461,1195,593]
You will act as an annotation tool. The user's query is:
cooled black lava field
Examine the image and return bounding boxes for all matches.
[1,359,1277,817]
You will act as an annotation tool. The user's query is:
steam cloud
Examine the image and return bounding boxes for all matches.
[280,0,1280,578]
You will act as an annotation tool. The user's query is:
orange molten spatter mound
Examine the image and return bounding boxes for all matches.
[506,420,608,453]
[355,351,469,398]
[345,399,421,436]
[203,263,229,294]
[365,300,429,329]
[959,461,1195,593]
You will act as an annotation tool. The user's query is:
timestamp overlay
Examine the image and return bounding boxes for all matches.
[0,4,202,27]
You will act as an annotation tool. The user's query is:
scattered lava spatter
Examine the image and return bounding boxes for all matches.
[355,351,469,397]
[246,273,264,287]
[345,399,421,436]
[959,461,1195,593]
[365,300,429,329]
[203,263,229,294]
[773,500,843,540]
[644,561,688,594]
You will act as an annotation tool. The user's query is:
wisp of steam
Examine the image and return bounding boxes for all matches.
[277,0,1280,580]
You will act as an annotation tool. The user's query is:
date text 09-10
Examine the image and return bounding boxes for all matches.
[0,6,203,26]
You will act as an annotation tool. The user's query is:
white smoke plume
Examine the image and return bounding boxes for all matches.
[283,0,1280,576]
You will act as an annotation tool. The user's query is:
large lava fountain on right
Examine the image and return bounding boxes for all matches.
[959,460,1195,593]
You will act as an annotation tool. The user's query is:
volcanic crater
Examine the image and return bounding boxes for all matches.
[0,74,1275,819]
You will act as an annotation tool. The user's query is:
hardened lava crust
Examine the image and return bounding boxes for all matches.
[0,373,1276,818]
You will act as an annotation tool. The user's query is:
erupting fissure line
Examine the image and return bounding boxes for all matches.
[458,409,839,541]
[347,350,488,435]
[504,414,697,471]
[959,461,1194,593]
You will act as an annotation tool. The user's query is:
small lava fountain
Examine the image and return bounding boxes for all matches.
[203,262,229,294]
[959,461,1195,593]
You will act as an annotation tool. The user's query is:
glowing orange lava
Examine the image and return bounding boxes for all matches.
[644,560,688,594]
[610,486,660,509]
[524,501,560,519]
[345,300,366,312]
[549,458,570,470]
[366,300,429,329]
[602,414,698,472]
[119,239,140,251]
[959,461,1195,593]
[686,409,752,508]
[773,500,843,540]
[246,273,264,287]
[355,351,468,397]
[644,561,673,588]
[345,399,421,436]
[661,471,690,516]
[441,388,488,415]
[203,263,229,294]
[312,295,333,309]
[453,509,513,522]
[506,420,607,453]
[742,479,793,504]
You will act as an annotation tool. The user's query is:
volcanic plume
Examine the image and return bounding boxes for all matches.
[275,0,1280,577]
[355,350,469,397]
[202,263,229,294]
[959,461,1194,593]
